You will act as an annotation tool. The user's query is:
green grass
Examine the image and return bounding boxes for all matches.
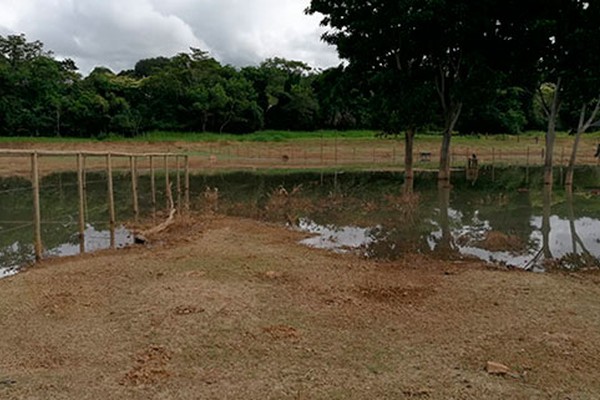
[0,136,97,144]
[0,130,379,143]
[134,130,379,142]
[1,129,598,144]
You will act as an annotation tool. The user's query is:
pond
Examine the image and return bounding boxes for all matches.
[1,166,600,277]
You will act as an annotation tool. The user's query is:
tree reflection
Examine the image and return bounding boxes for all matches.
[541,185,553,260]
[431,185,460,259]
[561,190,598,270]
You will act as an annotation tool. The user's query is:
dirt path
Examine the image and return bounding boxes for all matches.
[1,215,599,399]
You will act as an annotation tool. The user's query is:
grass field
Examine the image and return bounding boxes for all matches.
[1,130,599,178]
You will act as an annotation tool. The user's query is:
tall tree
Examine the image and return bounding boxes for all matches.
[562,1,600,189]
[307,0,520,184]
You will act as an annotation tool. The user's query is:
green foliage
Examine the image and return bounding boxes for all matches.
[2,11,600,141]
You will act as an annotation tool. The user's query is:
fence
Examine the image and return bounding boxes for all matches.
[1,140,598,264]
[0,150,189,261]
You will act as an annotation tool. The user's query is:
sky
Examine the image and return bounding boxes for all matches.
[0,0,340,74]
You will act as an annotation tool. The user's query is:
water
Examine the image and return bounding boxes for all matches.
[188,168,600,271]
[1,167,600,277]
[0,172,143,277]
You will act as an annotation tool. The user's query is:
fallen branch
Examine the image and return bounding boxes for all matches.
[135,183,177,243]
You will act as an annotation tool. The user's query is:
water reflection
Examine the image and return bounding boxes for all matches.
[0,171,146,277]
[2,168,600,275]
[297,183,600,271]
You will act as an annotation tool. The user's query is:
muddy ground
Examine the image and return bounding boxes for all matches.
[1,215,599,399]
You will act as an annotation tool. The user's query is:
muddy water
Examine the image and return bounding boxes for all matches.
[2,167,600,276]
[189,168,600,271]
[0,172,143,277]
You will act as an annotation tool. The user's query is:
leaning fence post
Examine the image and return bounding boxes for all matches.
[107,153,116,249]
[31,151,42,261]
[77,153,86,254]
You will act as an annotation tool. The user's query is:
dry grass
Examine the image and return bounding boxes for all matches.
[1,215,600,399]
[1,135,599,178]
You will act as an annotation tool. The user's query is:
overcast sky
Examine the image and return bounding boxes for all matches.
[0,0,340,75]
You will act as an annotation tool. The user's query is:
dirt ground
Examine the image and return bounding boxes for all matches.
[1,214,599,399]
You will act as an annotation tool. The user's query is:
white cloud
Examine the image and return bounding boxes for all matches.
[0,0,339,74]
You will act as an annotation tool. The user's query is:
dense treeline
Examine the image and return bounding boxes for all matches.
[1,33,557,138]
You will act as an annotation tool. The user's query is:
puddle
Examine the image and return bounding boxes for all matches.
[298,218,377,255]
[0,225,133,278]
[0,171,150,278]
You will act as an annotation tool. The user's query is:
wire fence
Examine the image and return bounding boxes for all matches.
[1,141,599,270]
[0,150,186,265]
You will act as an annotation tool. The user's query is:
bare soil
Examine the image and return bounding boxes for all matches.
[1,214,600,399]
[1,136,598,178]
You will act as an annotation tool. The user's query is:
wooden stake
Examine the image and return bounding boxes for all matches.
[492,147,496,182]
[130,156,139,220]
[150,155,156,212]
[164,155,170,210]
[107,154,116,249]
[77,153,86,254]
[334,133,338,165]
[526,147,530,185]
[31,152,42,261]
[320,134,324,165]
[176,156,182,210]
[184,155,190,211]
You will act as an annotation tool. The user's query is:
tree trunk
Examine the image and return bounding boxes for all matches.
[437,185,454,256]
[404,128,415,194]
[542,186,552,260]
[219,115,232,134]
[566,106,585,190]
[566,98,600,190]
[544,79,562,187]
[438,104,462,186]
[202,112,208,133]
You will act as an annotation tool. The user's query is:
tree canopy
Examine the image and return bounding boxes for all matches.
[1,9,599,141]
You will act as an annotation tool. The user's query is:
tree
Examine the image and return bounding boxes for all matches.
[0,34,76,136]
[308,0,522,184]
[527,0,599,186]
[244,58,318,131]
[561,1,600,190]
[312,65,371,130]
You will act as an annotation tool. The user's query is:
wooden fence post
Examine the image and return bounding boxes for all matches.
[184,155,190,211]
[164,155,170,209]
[334,133,338,166]
[130,156,139,220]
[77,153,86,254]
[526,146,530,185]
[150,155,156,213]
[31,151,42,261]
[176,156,182,210]
[107,154,116,249]
[320,134,324,165]
[492,147,496,182]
